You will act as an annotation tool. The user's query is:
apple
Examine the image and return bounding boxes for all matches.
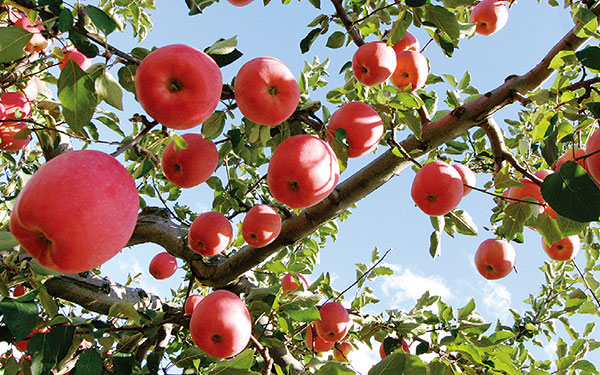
[161,133,219,188]
[327,101,384,158]
[391,31,420,53]
[333,341,354,362]
[22,78,39,101]
[15,326,50,352]
[148,252,178,280]
[352,42,397,86]
[470,0,509,36]
[542,235,580,261]
[190,290,251,358]
[0,103,5,120]
[188,211,234,256]
[242,204,282,248]
[555,147,588,172]
[135,44,222,129]
[281,272,308,294]
[184,294,204,315]
[474,238,516,280]
[411,161,464,216]
[379,337,410,359]
[452,164,476,196]
[314,301,350,343]
[0,122,30,151]
[227,0,254,5]
[59,46,92,71]
[390,50,428,92]
[13,17,48,53]
[504,170,554,217]
[1,92,32,120]
[267,134,340,209]
[234,56,300,126]
[13,285,27,297]
[585,130,600,184]
[305,323,334,352]
[9,150,139,274]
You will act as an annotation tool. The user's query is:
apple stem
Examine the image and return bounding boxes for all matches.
[267,85,278,96]
[212,334,222,343]
[168,79,183,92]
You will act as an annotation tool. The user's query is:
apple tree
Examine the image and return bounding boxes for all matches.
[0,0,599,374]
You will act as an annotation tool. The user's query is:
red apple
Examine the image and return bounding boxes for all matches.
[161,133,219,188]
[585,130,600,184]
[242,204,282,248]
[452,164,476,196]
[188,212,233,256]
[333,341,354,362]
[184,294,204,315]
[411,161,464,216]
[267,134,340,209]
[135,44,222,129]
[474,238,516,280]
[327,102,384,158]
[391,31,420,53]
[0,122,30,151]
[470,0,509,36]
[190,290,251,358]
[542,235,580,261]
[352,42,397,86]
[305,323,334,352]
[314,302,350,343]
[227,0,254,5]
[234,57,300,126]
[0,103,6,120]
[59,46,92,71]
[555,147,588,172]
[390,50,428,92]
[504,170,553,216]
[148,252,178,280]
[15,326,50,352]
[281,272,308,294]
[1,92,32,120]
[9,150,139,274]
[13,17,48,53]
[379,337,410,359]
[13,285,27,297]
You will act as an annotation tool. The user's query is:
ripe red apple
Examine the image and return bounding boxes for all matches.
[352,42,397,86]
[333,341,354,362]
[9,150,139,274]
[13,285,27,297]
[0,103,5,120]
[185,294,204,315]
[1,92,32,120]
[281,272,308,294]
[161,133,219,188]
[411,161,464,216]
[504,170,553,217]
[542,235,580,261]
[585,130,600,184]
[267,134,340,209]
[135,44,222,129]
[188,211,233,256]
[555,147,588,172]
[379,337,410,359]
[148,252,178,280]
[391,31,420,53]
[59,46,92,71]
[190,290,251,358]
[0,122,30,151]
[452,164,476,196]
[314,302,350,343]
[470,0,509,36]
[13,17,48,53]
[234,57,300,126]
[327,102,384,158]
[15,326,50,352]
[474,238,516,280]
[227,0,254,5]
[305,323,334,352]
[390,50,428,92]
[242,204,282,248]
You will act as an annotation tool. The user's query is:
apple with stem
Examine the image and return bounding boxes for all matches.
[542,235,580,261]
[352,42,397,86]
[470,0,509,36]
[242,204,282,248]
[327,101,384,158]
[411,161,464,216]
[390,50,428,92]
[474,238,516,280]
[305,323,334,352]
[184,294,204,315]
[188,211,234,256]
[161,133,219,188]
[281,272,308,294]
[333,341,354,362]
[314,301,350,343]
[148,252,178,280]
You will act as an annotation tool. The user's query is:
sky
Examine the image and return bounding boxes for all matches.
[66,0,596,372]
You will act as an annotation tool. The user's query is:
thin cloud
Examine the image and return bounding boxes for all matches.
[381,267,453,309]
[481,281,512,322]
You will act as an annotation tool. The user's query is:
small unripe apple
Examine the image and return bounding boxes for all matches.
[333,341,354,362]
[184,294,204,315]
[59,46,92,71]
[474,238,516,280]
[188,212,234,256]
[390,50,428,92]
[352,42,397,86]
[148,252,178,280]
[542,235,580,261]
[314,302,350,343]
[305,323,334,352]
[470,0,509,36]
[242,204,282,248]
[452,164,476,196]
[391,31,420,53]
[411,161,464,216]
[161,133,219,188]
[327,102,384,158]
[281,272,308,294]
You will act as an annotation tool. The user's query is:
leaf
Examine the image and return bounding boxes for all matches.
[202,111,226,140]
[68,32,99,58]
[541,161,600,222]
[369,352,427,375]
[575,46,600,70]
[107,302,142,325]
[556,214,587,237]
[501,200,538,240]
[449,210,478,236]
[0,300,39,341]
[314,362,355,375]
[74,349,103,375]
[0,26,31,63]
[172,134,189,151]
[300,28,322,54]
[424,5,460,42]
[86,6,118,35]
[28,331,58,375]
[205,36,238,55]
[58,8,74,32]
[406,0,430,6]
[118,65,137,94]
[214,349,254,370]
[326,31,345,49]
[400,110,422,140]
[429,230,442,259]
[112,354,137,375]
[95,71,124,110]
[284,306,321,322]
[537,213,562,246]
[329,128,348,173]
[586,102,600,119]
[0,231,19,251]
[58,60,98,135]
[388,12,413,46]
[458,299,475,320]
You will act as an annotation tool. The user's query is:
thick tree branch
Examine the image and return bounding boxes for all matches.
[331,0,364,47]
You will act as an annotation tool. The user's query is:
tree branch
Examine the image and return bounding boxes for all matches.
[331,0,364,47]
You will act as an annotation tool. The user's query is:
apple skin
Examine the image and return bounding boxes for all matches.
[185,294,204,315]
[1,92,32,120]
[411,161,464,216]
[135,44,222,129]
[390,50,428,92]
[585,130,600,184]
[0,122,30,151]
[242,204,282,248]
[305,323,334,352]
[161,133,219,188]
[327,101,384,158]
[281,272,308,294]
[59,46,92,71]
[452,164,476,196]
[13,285,27,297]
[267,134,340,209]
[333,341,354,362]
[9,150,139,274]
[13,17,48,53]
[314,302,350,343]
[474,238,516,280]
[391,31,420,53]
[234,56,300,126]
[379,337,410,359]
[504,170,553,217]
[0,103,5,120]
[188,211,233,256]
[352,42,397,86]
[227,0,254,5]
[542,235,580,261]
[555,147,588,172]
[470,0,509,36]
[190,290,252,359]
[148,252,178,280]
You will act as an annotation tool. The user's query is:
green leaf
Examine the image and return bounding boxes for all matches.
[494,166,526,190]
[314,362,355,375]
[586,102,600,119]
[118,65,137,94]
[575,46,600,70]
[326,31,345,49]
[0,26,30,63]
[458,299,475,320]
[406,0,430,6]
[329,128,348,173]
[306,0,320,9]
[206,36,238,55]
[369,352,427,375]
[502,200,539,240]
[28,331,58,375]
[449,210,478,236]
[95,71,123,110]
[429,230,442,259]
[300,28,322,54]
[388,12,413,46]
[0,300,39,341]
[424,5,460,42]
[4,354,19,375]
[172,134,189,151]
[0,231,19,251]
[400,110,422,140]
[537,213,562,246]
[58,8,74,32]
[68,32,99,58]
[541,161,600,222]
[202,111,226,140]
[58,60,98,135]
[214,348,254,370]
[573,359,597,371]
[112,353,137,375]
[74,349,103,375]
[86,6,118,35]
[107,302,142,325]
[284,306,321,322]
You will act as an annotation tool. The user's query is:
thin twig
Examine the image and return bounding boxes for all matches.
[332,248,392,303]
[572,259,600,309]
[387,129,422,167]
[111,115,158,157]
